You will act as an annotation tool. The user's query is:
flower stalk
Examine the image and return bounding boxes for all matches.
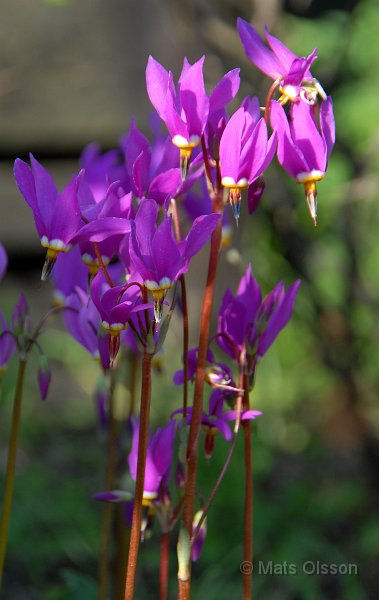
[0,357,27,589]
[124,351,153,600]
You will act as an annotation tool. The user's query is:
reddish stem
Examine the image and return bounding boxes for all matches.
[124,352,153,600]
[178,190,223,599]
[264,77,282,124]
[93,242,114,288]
[159,532,170,600]
[242,371,253,599]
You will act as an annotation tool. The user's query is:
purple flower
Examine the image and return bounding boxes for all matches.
[218,265,300,365]
[219,102,277,220]
[77,182,135,274]
[128,419,176,504]
[0,244,8,281]
[146,56,209,178]
[0,313,16,373]
[122,120,200,206]
[129,199,220,322]
[237,19,324,104]
[270,97,335,224]
[14,155,83,280]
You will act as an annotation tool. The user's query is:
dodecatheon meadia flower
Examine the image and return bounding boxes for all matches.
[237,18,326,105]
[75,182,135,274]
[217,264,300,369]
[90,271,148,363]
[129,199,220,322]
[128,419,176,506]
[219,103,277,221]
[122,120,201,206]
[146,56,209,179]
[14,155,84,280]
[270,97,335,225]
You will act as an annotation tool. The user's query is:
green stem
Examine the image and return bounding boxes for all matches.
[99,377,118,600]
[0,358,27,589]
[124,352,153,600]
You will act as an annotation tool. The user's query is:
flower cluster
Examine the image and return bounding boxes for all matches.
[1,18,336,597]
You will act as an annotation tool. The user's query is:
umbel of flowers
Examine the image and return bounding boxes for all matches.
[0,17,335,600]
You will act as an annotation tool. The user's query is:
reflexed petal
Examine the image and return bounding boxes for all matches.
[183,213,221,261]
[270,101,308,177]
[14,159,45,238]
[320,97,336,160]
[152,216,181,280]
[180,56,209,137]
[238,18,283,79]
[258,279,301,356]
[30,154,58,231]
[290,101,327,172]
[70,217,131,244]
[209,68,240,115]
[219,107,246,181]
[264,25,297,73]
[50,173,83,242]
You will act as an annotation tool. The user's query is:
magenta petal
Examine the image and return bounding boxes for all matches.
[241,118,268,182]
[146,56,171,120]
[209,68,240,114]
[183,213,220,261]
[247,178,265,214]
[264,25,297,73]
[0,244,8,281]
[152,216,181,281]
[237,18,283,79]
[219,108,246,181]
[258,279,301,356]
[50,174,82,242]
[320,97,336,160]
[30,154,58,231]
[14,159,45,238]
[270,101,308,177]
[290,101,326,173]
[148,169,182,206]
[151,420,176,477]
[179,56,209,138]
[70,217,131,244]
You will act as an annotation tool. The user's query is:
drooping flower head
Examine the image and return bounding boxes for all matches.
[237,19,325,105]
[219,100,277,221]
[270,97,335,224]
[128,419,176,506]
[218,265,300,366]
[129,199,220,322]
[14,155,83,280]
[146,56,209,179]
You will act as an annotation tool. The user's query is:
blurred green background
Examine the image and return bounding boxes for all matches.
[1,0,379,598]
